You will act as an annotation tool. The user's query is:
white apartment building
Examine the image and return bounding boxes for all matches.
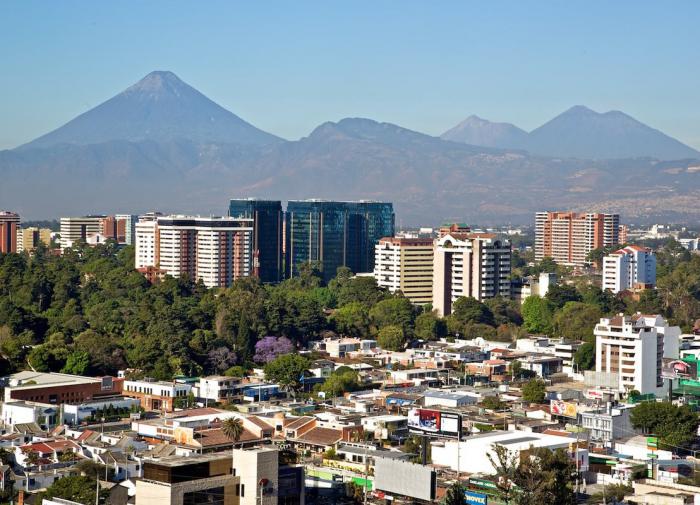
[432,233,511,316]
[59,216,105,250]
[595,314,680,395]
[374,237,434,305]
[134,215,253,288]
[602,245,656,294]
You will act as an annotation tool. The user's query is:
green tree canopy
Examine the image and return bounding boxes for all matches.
[377,325,406,351]
[452,297,495,326]
[263,354,310,398]
[552,301,602,343]
[521,379,546,403]
[521,296,554,334]
[630,401,699,450]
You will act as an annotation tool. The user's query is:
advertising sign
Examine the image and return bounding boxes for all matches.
[407,408,461,438]
[550,400,577,418]
[661,359,698,380]
[465,490,488,505]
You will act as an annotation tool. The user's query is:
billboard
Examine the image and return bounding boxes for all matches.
[374,457,436,501]
[407,408,461,438]
[465,490,488,505]
[550,400,577,418]
[661,359,698,380]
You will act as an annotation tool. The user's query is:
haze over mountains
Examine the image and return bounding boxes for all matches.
[2,71,699,224]
[442,105,700,160]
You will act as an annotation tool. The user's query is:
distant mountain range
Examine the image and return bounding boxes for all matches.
[1,71,699,224]
[442,105,700,160]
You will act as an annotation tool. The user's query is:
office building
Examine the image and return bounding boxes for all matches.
[373,237,434,305]
[59,216,106,249]
[232,446,305,505]
[602,245,656,294]
[432,232,512,316]
[229,199,283,283]
[123,378,192,412]
[114,214,138,245]
[17,227,52,253]
[0,211,20,253]
[135,215,253,288]
[535,211,620,266]
[135,453,240,505]
[285,200,394,283]
[595,314,680,395]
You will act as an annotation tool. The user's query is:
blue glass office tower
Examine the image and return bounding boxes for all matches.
[228,199,283,283]
[285,200,395,283]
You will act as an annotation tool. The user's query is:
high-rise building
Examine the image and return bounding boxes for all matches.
[535,211,620,266]
[602,245,656,294]
[229,199,283,283]
[114,214,138,245]
[17,227,52,253]
[595,314,679,395]
[135,215,253,288]
[285,200,394,283]
[59,216,106,250]
[374,237,434,305]
[433,232,512,316]
[0,211,20,254]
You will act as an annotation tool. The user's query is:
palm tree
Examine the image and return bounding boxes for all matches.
[222,417,244,451]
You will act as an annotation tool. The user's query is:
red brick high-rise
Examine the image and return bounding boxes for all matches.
[0,211,20,254]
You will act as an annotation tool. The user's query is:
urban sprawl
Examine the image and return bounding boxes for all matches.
[1,201,700,505]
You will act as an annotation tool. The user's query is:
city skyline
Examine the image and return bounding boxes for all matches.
[2,1,700,150]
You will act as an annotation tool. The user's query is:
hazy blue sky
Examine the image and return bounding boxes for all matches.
[2,1,699,150]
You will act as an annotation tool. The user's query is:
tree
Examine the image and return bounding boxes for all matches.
[573,342,595,371]
[630,401,699,449]
[207,347,237,373]
[552,302,602,343]
[222,417,245,449]
[414,311,447,340]
[369,297,415,334]
[62,350,90,375]
[376,325,405,351]
[318,368,361,398]
[481,395,505,411]
[330,302,370,337]
[484,296,523,326]
[521,379,546,403]
[442,481,466,505]
[452,297,494,326]
[487,444,519,505]
[588,483,632,504]
[544,284,581,309]
[264,354,310,398]
[253,336,294,364]
[41,475,107,505]
[521,296,553,334]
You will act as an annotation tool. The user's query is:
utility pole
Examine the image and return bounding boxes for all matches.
[363,444,369,505]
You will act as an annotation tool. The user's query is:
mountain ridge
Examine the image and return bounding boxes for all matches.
[442,105,700,160]
[2,72,700,224]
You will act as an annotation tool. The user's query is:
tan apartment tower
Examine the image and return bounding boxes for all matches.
[535,211,619,266]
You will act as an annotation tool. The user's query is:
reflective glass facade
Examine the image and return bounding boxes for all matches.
[285,200,394,283]
[229,199,283,283]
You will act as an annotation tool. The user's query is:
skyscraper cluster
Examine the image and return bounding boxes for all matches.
[133,199,395,288]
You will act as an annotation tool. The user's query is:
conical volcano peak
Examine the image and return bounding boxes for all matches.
[124,70,188,96]
[20,71,282,148]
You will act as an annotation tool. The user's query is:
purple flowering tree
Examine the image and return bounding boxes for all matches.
[254,336,294,364]
[207,346,237,373]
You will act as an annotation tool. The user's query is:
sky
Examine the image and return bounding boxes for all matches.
[1,1,699,150]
